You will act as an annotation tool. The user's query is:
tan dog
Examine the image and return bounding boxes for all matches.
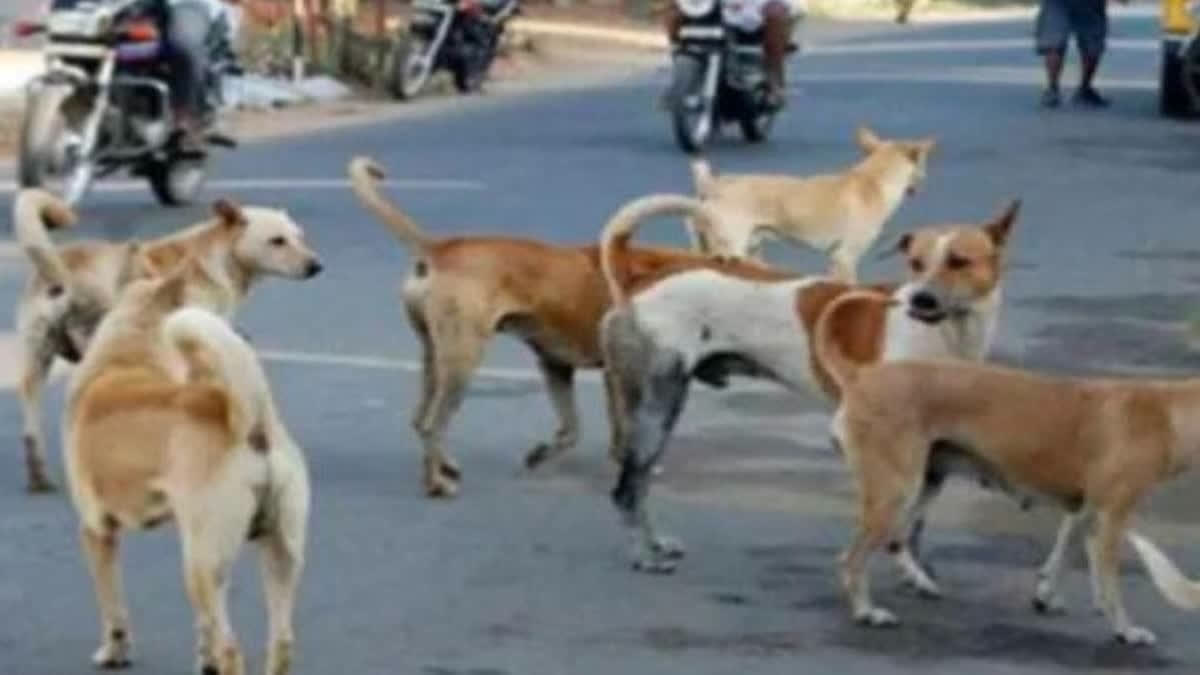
[348,156,786,498]
[64,268,309,674]
[600,198,1017,573]
[688,127,936,281]
[815,290,1200,645]
[13,189,322,492]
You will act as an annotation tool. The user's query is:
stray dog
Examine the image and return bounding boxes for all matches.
[688,126,936,281]
[64,268,309,674]
[13,189,322,492]
[816,290,1200,645]
[349,155,782,498]
[601,199,1018,573]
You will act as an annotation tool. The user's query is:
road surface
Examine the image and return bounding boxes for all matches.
[2,7,1200,675]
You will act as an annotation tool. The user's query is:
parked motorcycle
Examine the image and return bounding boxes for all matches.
[13,0,240,207]
[665,0,800,153]
[389,0,520,100]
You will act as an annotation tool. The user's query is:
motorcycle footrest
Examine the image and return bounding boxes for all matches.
[206,133,238,149]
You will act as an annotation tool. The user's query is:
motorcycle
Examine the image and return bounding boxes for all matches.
[389,0,520,100]
[666,0,801,153]
[13,0,240,207]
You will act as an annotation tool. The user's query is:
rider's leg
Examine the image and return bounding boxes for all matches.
[762,0,792,107]
[165,3,213,144]
[664,3,683,44]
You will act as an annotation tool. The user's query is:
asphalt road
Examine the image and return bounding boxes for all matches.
[3,7,1200,675]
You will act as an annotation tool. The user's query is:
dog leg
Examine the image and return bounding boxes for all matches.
[17,343,56,493]
[524,357,578,469]
[611,361,690,574]
[259,527,304,675]
[1033,510,1089,615]
[408,308,460,482]
[1090,508,1156,646]
[828,242,862,284]
[81,525,134,669]
[414,317,487,498]
[603,367,629,465]
[889,478,943,599]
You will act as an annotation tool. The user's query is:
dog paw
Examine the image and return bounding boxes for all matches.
[424,474,460,499]
[1116,626,1157,647]
[92,640,133,669]
[26,474,57,494]
[651,536,686,560]
[1032,585,1067,615]
[901,575,942,600]
[524,442,566,470]
[632,555,679,575]
[855,607,899,628]
[439,457,462,481]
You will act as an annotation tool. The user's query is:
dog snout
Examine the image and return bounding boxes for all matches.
[303,259,324,278]
[910,291,940,312]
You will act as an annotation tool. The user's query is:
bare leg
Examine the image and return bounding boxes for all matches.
[524,357,579,468]
[81,526,134,668]
[1041,48,1064,107]
[762,1,791,107]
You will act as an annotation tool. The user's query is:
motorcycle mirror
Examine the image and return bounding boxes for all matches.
[13,20,46,37]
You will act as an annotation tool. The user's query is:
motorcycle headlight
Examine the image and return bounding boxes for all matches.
[677,0,717,19]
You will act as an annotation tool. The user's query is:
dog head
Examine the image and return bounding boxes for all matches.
[892,199,1019,324]
[215,200,323,281]
[855,126,937,197]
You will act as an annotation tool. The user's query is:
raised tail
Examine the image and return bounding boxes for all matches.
[599,193,722,309]
[1128,532,1200,610]
[813,290,895,393]
[163,307,277,451]
[14,188,78,290]
[690,158,717,198]
[347,156,433,253]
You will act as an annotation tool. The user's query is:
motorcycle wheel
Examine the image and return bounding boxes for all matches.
[738,90,777,143]
[453,38,496,94]
[146,157,207,207]
[18,84,94,206]
[390,37,434,101]
[669,55,713,154]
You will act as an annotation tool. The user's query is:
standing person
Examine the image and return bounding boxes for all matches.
[1034,0,1127,108]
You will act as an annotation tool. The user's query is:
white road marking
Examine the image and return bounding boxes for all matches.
[806,37,1156,56]
[0,178,486,194]
[258,349,601,384]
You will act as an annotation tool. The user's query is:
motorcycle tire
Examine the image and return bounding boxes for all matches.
[146,157,207,207]
[669,55,712,154]
[390,37,434,101]
[738,90,777,143]
[19,84,94,206]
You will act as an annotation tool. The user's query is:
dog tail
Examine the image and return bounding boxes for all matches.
[348,156,433,253]
[163,307,277,453]
[599,193,722,308]
[690,158,717,198]
[1128,532,1200,610]
[814,290,895,392]
[14,188,78,291]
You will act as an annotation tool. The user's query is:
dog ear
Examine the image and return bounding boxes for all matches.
[115,241,154,286]
[856,126,882,153]
[905,138,936,163]
[212,198,246,229]
[875,233,913,261]
[985,199,1021,247]
[153,264,190,306]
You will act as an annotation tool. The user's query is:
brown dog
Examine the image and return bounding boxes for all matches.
[348,156,785,498]
[13,189,322,492]
[64,266,309,674]
[816,290,1199,645]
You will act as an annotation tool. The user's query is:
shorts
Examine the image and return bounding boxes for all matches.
[721,0,804,33]
[1034,0,1108,58]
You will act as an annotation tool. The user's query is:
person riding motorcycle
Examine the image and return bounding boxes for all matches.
[662,0,799,110]
[159,0,240,150]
